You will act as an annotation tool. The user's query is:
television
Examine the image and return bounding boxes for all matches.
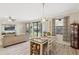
[4,25,15,31]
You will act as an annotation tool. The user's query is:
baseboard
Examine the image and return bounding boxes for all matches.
[3,41,26,48]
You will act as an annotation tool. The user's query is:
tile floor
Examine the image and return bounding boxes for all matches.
[0,34,79,55]
[0,41,30,55]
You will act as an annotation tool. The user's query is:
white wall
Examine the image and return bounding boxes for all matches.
[15,22,26,35]
[42,21,48,32]
[69,11,79,24]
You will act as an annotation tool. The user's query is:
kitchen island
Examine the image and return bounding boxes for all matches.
[30,37,48,55]
[29,36,74,55]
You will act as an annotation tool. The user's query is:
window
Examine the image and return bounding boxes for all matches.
[55,19,64,34]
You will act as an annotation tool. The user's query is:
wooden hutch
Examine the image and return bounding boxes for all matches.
[70,23,79,49]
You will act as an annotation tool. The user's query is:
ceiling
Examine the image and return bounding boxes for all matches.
[0,3,79,22]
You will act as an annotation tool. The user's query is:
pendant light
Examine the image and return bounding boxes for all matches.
[41,3,46,22]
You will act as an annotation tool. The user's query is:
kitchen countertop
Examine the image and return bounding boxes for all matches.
[30,36,70,46]
[30,37,48,44]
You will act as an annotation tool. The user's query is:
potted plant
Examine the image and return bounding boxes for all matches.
[47,32,51,36]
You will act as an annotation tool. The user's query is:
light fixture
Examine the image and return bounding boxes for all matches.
[8,16,12,21]
[59,19,61,21]
[8,16,16,22]
[42,18,46,22]
[41,3,46,22]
